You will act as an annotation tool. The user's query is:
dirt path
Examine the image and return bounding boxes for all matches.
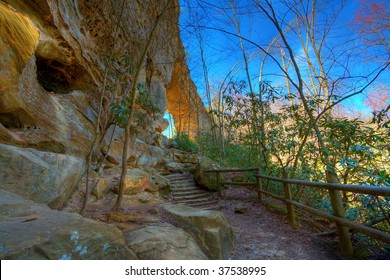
[218,189,341,260]
[64,170,341,260]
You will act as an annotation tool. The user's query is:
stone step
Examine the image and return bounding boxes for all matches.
[164,173,192,180]
[170,185,198,189]
[165,172,220,211]
[174,193,211,202]
[200,204,221,210]
[186,200,220,209]
[170,186,199,192]
[168,176,192,179]
[170,185,199,190]
[166,174,192,179]
[170,181,196,186]
[173,190,206,197]
[181,197,213,204]
[169,180,195,185]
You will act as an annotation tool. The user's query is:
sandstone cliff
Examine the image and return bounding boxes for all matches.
[0,0,211,208]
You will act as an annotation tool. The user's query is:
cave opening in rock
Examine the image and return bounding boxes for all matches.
[0,112,22,129]
[162,111,176,139]
[0,110,37,130]
[36,56,73,93]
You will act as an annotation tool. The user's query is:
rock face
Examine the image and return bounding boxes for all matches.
[0,0,212,160]
[164,204,236,260]
[113,168,154,195]
[0,0,213,260]
[0,143,85,209]
[124,224,208,260]
[0,190,137,260]
[166,61,212,140]
[0,1,97,156]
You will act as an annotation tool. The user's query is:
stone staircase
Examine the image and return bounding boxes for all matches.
[164,173,219,210]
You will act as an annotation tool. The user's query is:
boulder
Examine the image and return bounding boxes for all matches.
[173,151,199,164]
[124,224,208,260]
[194,156,222,191]
[136,144,167,168]
[0,190,137,260]
[92,177,112,200]
[113,168,157,195]
[163,204,235,260]
[145,168,170,190]
[164,161,186,173]
[0,144,85,209]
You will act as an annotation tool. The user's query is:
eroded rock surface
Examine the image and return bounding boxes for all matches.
[0,0,211,159]
[0,190,136,260]
[0,0,213,260]
[113,168,154,195]
[0,143,85,209]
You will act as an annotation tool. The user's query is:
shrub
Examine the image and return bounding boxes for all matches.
[174,133,199,152]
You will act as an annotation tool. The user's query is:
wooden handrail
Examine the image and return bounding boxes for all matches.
[255,174,390,197]
[204,168,259,173]
[259,188,390,244]
[203,167,390,257]
[221,181,257,186]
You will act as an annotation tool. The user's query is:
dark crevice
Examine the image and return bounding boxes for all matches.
[0,111,38,130]
[31,141,66,154]
[35,56,94,94]
[36,57,72,93]
[0,113,23,129]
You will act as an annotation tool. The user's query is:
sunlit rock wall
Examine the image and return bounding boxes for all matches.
[0,0,211,155]
[166,61,212,139]
[0,0,211,207]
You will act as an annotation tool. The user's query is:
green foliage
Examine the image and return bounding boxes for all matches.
[109,98,130,126]
[205,78,390,239]
[109,82,161,128]
[321,117,389,186]
[174,133,199,152]
[136,83,161,114]
[196,132,260,168]
[372,104,390,129]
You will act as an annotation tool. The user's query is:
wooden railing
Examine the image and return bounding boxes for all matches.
[204,168,261,197]
[204,168,390,258]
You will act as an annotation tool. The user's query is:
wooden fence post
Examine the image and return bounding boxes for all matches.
[256,169,263,201]
[216,171,222,198]
[326,171,354,258]
[282,172,296,227]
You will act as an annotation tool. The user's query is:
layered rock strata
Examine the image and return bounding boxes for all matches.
[0,0,211,208]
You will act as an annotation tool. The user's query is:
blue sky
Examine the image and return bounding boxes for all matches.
[178,0,389,117]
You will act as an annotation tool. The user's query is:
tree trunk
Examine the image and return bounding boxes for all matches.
[80,0,127,215]
[114,0,174,209]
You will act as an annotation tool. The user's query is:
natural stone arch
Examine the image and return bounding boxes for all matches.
[166,60,212,140]
[162,111,176,138]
